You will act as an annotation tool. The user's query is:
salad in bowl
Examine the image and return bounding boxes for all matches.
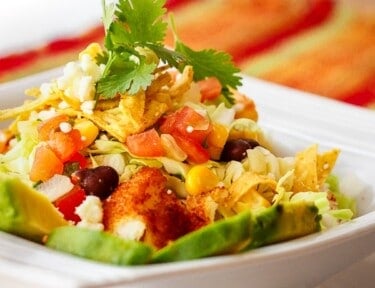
[0,0,355,266]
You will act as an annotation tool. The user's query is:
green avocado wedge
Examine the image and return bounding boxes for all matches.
[0,173,67,243]
[152,210,252,263]
[152,201,321,263]
[247,201,321,249]
[46,226,153,265]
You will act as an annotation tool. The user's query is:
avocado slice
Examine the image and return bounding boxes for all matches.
[46,226,153,265]
[0,173,67,242]
[152,201,320,263]
[248,201,321,249]
[152,210,252,263]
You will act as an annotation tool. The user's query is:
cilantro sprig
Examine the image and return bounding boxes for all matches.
[97,0,242,104]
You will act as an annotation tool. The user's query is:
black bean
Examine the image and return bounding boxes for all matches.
[72,166,119,200]
[220,138,259,162]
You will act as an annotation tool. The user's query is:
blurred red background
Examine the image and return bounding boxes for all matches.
[1,0,374,109]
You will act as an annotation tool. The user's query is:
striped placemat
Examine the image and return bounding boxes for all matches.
[1,0,374,109]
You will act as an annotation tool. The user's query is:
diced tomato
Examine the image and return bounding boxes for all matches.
[173,133,210,164]
[175,106,212,143]
[198,77,222,102]
[159,106,211,144]
[30,145,64,182]
[53,186,86,223]
[64,152,88,177]
[126,128,165,157]
[48,129,84,162]
[67,152,88,169]
[37,114,70,141]
[158,113,177,134]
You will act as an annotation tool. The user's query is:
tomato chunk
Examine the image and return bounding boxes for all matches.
[126,128,165,157]
[48,129,84,162]
[173,133,210,164]
[198,77,222,102]
[159,106,211,144]
[30,146,64,182]
[54,186,86,223]
[37,114,70,141]
[67,152,88,169]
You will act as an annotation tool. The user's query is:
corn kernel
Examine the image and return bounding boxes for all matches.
[207,146,222,161]
[185,165,219,196]
[207,122,229,148]
[206,122,229,160]
[74,120,99,147]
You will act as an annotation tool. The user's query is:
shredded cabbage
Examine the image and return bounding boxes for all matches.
[0,120,39,182]
[326,174,357,216]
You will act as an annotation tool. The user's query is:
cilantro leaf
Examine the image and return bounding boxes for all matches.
[115,0,167,44]
[97,59,157,98]
[98,0,242,104]
[175,41,242,89]
[144,43,186,68]
[95,50,109,66]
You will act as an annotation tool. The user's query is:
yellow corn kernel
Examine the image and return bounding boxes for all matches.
[185,165,219,196]
[207,146,222,161]
[206,123,229,160]
[74,120,99,147]
[79,43,102,60]
[207,122,229,148]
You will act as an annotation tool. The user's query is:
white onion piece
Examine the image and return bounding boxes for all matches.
[37,174,74,202]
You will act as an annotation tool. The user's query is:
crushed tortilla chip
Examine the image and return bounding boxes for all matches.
[86,67,195,142]
[87,88,170,142]
[317,148,340,187]
[292,144,340,193]
[146,69,173,97]
[292,144,318,192]
[228,171,276,212]
[87,99,145,143]
[169,65,194,100]
[0,92,59,122]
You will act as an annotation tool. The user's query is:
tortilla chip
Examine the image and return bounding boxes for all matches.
[228,171,276,211]
[142,98,169,128]
[87,89,170,142]
[292,144,318,192]
[146,70,173,96]
[0,92,60,121]
[169,65,194,99]
[317,148,340,187]
[292,144,340,193]
[88,107,139,142]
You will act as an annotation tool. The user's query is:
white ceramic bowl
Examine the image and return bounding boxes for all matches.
[0,70,375,288]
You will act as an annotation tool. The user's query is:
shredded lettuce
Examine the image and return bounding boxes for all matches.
[207,103,236,126]
[290,189,354,229]
[222,161,244,187]
[291,192,330,214]
[157,157,190,180]
[0,120,39,181]
[326,174,357,216]
[92,153,127,175]
[91,139,127,154]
